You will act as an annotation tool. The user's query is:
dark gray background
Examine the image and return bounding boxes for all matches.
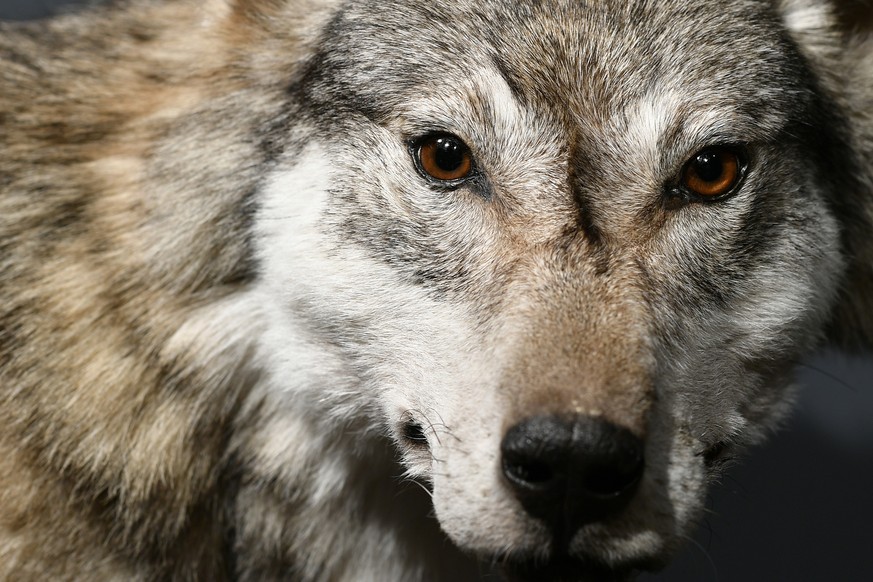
[2,2,872,580]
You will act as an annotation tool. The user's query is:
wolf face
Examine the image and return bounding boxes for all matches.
[1,0,871,580]
[248,0,857,577]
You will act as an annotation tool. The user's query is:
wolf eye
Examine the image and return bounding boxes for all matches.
[414,134,473,184]
[680,147,746,199]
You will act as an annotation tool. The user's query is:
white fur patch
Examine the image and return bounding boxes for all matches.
[780,1,831,36]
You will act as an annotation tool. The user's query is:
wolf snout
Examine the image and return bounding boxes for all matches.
[500,414,644,536]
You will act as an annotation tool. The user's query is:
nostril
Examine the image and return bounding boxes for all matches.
[578,454,643,497]
[501,415,572,495]
[568,416,644,499]
[503,458,555,488]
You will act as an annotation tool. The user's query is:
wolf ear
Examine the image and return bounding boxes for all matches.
[776,0,843,63]
[777,0,873,50]
[784,1,873,351]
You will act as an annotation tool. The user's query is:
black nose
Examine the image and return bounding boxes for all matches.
[501,414,644,535]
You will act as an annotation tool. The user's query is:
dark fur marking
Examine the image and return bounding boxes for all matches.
[490,54,528,105]
[568,139,606,253]
[47,197,88,233]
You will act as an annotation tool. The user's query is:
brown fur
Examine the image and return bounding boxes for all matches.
[0,1,336,577]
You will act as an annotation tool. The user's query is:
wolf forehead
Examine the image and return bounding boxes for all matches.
[308,0,814,135]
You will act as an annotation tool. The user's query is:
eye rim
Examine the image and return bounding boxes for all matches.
[678,145,749,201]
[411,132,475,187]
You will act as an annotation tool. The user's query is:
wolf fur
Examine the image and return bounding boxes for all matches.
[0,0,871,580]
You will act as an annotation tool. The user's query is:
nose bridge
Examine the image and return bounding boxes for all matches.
[501,249,653,435]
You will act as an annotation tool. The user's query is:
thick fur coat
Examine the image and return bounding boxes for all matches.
[1,0,872,580]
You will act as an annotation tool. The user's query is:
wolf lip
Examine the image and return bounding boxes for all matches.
[499,555,634,582]
[497,547,669,582]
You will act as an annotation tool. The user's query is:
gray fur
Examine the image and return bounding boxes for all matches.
[0,0,871,580]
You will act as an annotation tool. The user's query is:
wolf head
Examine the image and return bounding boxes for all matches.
[247,0,864,577]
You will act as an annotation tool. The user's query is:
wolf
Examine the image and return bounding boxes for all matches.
[0,0,871,580]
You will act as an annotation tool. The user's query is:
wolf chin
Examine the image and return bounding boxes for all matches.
[1,0,872,580]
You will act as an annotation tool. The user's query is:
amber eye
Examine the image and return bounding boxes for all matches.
[681,147,745,199]
[415,134,473,183]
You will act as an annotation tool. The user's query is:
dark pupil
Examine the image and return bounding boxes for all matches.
[434,138,464,172]
[693,151,724,182]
